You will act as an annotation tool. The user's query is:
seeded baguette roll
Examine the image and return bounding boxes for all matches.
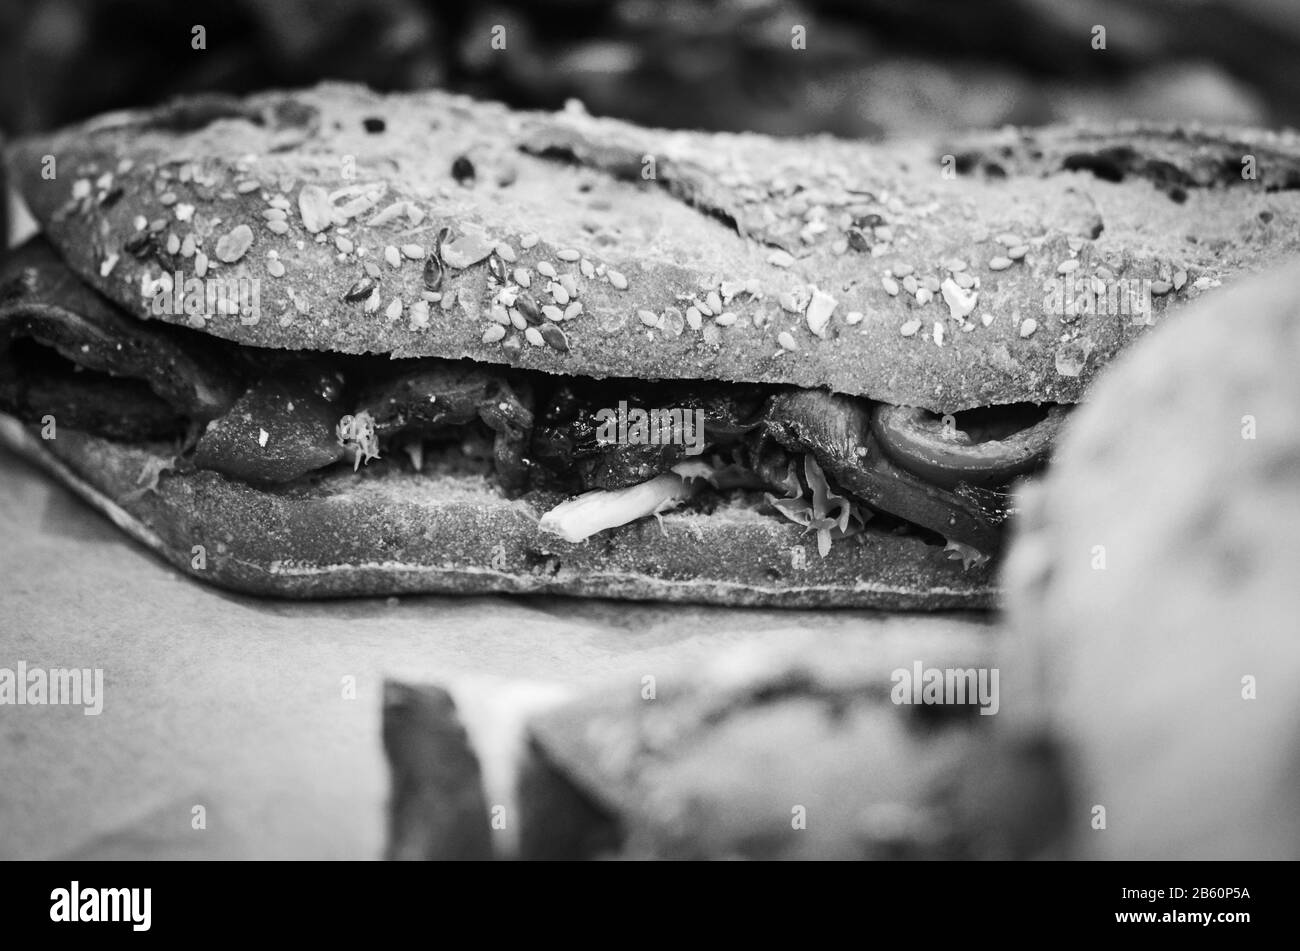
[0,416,994,607]
[8,84,1300,413]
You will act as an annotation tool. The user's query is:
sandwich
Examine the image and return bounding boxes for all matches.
[3,84,1298,607]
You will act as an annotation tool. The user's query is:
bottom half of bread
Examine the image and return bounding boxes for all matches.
[0,414,995,608]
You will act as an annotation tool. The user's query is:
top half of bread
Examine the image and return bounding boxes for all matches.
[6,83,1300,412]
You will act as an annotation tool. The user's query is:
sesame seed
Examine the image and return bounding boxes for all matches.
[559,273,578,297]
[916,287,933,305]
[933,322,945,346]
[1020,318,1038,338]
[267,220,290,235]
[262,208,287,221]
[777,331,799,351]
[607,269,628,290]
[365,288,381,313]
[385,299,403,320]
[494,242,517,263]
[490,305,510,325]
[946,258,967,272]
[1150,280,1173,296]
[713,312,736,327]
[99,254,119,278]
[696,297,714,317]
[269,196,291,211]
[384,246,402,268]
[988,256,1012,271]
[174,203,194,222]
[543,305,564,322]
[336,235,354,254]
[1173,269,1188,290]
[409,300,430,330]
[159,192,177,206]
[195,251,208,277]
[900,318,921,337]
[564,301,583,320]
[482,324,507,344]
[165,233,181,255]
[361,261,380,280]
[513,268,531,287]
[133,215,148,232]
[236,180,261,194]
[509,309,528,330]
[805,289,837,338]
[981,312,994,327]
[768,250,795,268]
[497,287,519,308]
[181,235,196,257]
[258,429,269,448]
[537,261,557,279]
[401,244,425,260]
[902,275,919,295]
[550,283,571,305]
[268,259,285,278]
[1057,260,1079,274]
[1007,245,1028,261]
[702,324,721,346]
[892,263,914,277]
[923,276,941,293]
[525,326,545,347]
[519,233,539,249]
[637,309,660,328]
[580,259,596,279]
[845,311,863,325]
[215,224,253,263]
[686,306,703,330]
[706,290,723,314]
[556,248,581,262]
[882,276,900,296]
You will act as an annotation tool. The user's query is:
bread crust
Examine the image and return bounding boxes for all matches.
[0,415,995,607]
[10,85,1299,412]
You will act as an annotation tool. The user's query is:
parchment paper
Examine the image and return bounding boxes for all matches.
[0,446,995,859]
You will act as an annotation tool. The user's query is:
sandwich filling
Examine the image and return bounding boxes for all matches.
[1,238,1064,562]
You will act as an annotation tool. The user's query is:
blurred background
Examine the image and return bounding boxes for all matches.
[1,0,1298,140]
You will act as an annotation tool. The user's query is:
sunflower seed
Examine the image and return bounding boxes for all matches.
[451,155,476,185]
[423,256,444,291]
[540,323,569,351]
[525,326,545,347]
[488,253,508,285]
[516,294,542,324]
[482,324,507,344]
[215,225,253,263]
[344,277,375,302]
[298,185,334,234]
[440,232,494,269]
